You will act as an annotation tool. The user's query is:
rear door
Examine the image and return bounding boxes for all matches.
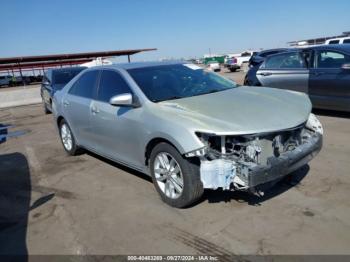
[63,70,99,148]
[256,51,309,93]
[309,49,350,111]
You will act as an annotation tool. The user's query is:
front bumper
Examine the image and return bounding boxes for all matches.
[199,133,323,190]
[246,133,322,187]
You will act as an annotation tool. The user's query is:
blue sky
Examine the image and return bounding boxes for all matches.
[1,0,349,62]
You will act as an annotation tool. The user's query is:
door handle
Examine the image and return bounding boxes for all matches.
[63,100,70,107]
[259,72,272,76]
[91,106,100,114]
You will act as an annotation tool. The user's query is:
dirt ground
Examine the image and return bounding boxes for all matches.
[1,70,350,256]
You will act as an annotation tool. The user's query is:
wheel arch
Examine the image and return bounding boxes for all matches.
[57,115,65,127]
[145,137,183,167]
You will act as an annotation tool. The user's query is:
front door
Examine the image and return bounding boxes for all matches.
[89,69,143,168]
[309,49,350,111]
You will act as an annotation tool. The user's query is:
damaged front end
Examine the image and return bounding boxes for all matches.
[185,114,323,193]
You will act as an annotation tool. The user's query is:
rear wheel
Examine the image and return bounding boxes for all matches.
[59,119,81,156]
[229,68,237,72]
[150,142,203,208]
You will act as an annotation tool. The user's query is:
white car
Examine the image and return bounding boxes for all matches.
[207,61,221,72]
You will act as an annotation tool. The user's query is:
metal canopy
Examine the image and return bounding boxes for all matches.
[0,48,157,64]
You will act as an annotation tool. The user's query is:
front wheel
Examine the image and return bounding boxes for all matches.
[150,142,203,208]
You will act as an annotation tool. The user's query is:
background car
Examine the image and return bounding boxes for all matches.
[326,37,350,45]
[207,61,221,72]
[225,51,254,72]
[8,76,31,86]
[41,67,86,114]
[0,75,12,87]
[244,45,350,112]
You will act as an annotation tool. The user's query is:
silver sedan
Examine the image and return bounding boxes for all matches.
[53,61,323,207]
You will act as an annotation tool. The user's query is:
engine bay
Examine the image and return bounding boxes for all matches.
[190,123,322,191]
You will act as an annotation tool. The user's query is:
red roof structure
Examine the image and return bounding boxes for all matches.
[0,48,157,74]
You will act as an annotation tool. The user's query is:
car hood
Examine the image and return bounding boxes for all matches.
[157,86,312,135]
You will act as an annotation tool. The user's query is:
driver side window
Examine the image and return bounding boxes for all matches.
[97,70,132,103]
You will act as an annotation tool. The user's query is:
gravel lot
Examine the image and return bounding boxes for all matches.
[1,70,350,256]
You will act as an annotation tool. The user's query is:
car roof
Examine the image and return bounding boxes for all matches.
[303,44,350,53]
[258,48,295,54]
[93,61,186,70]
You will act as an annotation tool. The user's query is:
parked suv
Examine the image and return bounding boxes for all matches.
[244,45,350,112]
[41,67,86,114]
[52,62,322,208]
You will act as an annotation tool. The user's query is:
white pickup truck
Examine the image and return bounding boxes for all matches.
[224,51,255,72]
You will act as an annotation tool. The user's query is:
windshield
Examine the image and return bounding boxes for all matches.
[52,68,85,87]
[127,64,237,102]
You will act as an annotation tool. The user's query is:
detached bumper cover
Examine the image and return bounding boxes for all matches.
[247,133,323,187]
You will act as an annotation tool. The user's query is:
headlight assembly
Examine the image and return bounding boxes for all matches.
[306,113,323,135]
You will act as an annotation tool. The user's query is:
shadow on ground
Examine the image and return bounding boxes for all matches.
[0,152,31,260]
[0,125,55,261]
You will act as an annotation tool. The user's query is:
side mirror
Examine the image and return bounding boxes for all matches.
[109,93,137,107]
[341,63,350,70]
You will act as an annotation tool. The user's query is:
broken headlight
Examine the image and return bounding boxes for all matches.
[306,113,323,135]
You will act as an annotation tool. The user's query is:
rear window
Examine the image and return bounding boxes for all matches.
[53,68,85,86]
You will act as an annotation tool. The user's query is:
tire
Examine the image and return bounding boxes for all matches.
[229,68,237,72]
[43,101,51,114]
[150,142,204,208]
[58,119,81,156]
[244,77,250,86]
